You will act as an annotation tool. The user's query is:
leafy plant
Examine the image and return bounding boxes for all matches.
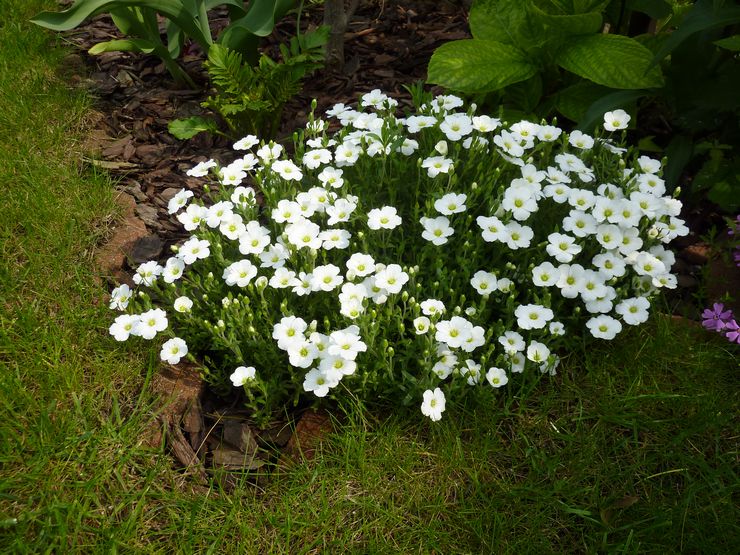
[171,25,329,139]
[31,0,295,86]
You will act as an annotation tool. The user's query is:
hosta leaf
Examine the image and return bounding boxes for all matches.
[168,116,219,139]
[556,34,664,89]
[555,81,610,122]
[428,40,537,94]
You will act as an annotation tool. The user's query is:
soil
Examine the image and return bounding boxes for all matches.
[54,0,737,481]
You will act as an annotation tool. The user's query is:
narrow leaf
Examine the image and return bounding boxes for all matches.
[88,37,156,54]
[577,89,647,131]
[428,40,537,94]
[556,34,664,89]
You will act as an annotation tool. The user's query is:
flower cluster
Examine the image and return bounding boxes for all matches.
[108,91,689,422]
[701,303,740,344]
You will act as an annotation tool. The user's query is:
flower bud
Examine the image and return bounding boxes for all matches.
[387,347,395,356]
[255,276,268,290]
[401,291,409,302]
[217,319,225,329]
[435,140,448,155]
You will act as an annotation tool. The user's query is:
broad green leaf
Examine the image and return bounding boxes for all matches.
[470,0,542,47]
[628,0,672,20]
[427,39,538,94]
[663,135,693,190]
[714,34,740,51]
[577,89,647,131]
[529,3,603,36]
[649,0,740,66]
[88,37,156,54]
[545,0,610,13]
[224,0,295,38]
[556,34,664,89]
[555,80,610,122]
[168,116,219,139]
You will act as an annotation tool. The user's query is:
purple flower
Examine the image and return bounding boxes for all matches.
[725,320,740,344]
[701,303,733,331]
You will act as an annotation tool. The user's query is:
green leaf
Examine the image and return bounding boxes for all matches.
[714,34,740,51]
[556,34,664,89]
[649,0,740,67]
[88,37,156,55]
[31,0,213,50]
[469,0,542,47]
[223,0,295,38]
[168,116,219,139]
[555,80,610,122]
[628,0,672,20]
[663,135,693,190]
[529,4,604,37]
[428,40,537,94]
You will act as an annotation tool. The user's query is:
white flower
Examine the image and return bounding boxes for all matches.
[173,296,193,313]
[167,188,194,214]
[292,271,313,296]
[109,314,138,341]
[594,224,624,251]
[346,253,376,277]
[367,206,402,230]
[206,201,234,228]
[230,366,256,386]
[509,352,526,373]
[493,130,525,158]
[420,299,446,317]
[326,198,357,225]
[319,355,356,377]
[160,337,188,365]
[435,316,472,349]
[476,215,506,242]
[256,143,283,163]
[373,264,409,294]
[629,251,666,277]
[497,278,513,293]
[272,159,303,181]
[586,314,622,339]
[637,155,662,174]
[328,330,367,361]
[514,304,554,330]
[178,237,210,265]
[360,88,393,108]
[603,109,630,131]
[549,321,565,336]
[461,359,482,385]
[219,213,246,241]
[420,388,446,421]
[434,192,467,215]
[440,113,473,141]
[421,156,453,178]
[470,270,497,295]
[219,163,246,186]
[536,125,561,142]
[460,325,485,353]
[163,257,185,283]
[420,216,454,245]
[334,142,361,166]
[498,331,525,354]
[405,115,437,133]
[472,115,501,133]
[503,222,534,249]
[562,209,597,238]
[273,316,308,350]
[133,260,163,287]
[286,218,322,250]
[269,267,297,289]
[303,368,337,397]
[259,243,290,269]
[177,203,207,231]
[556,263,585,298]
[526,341,550,363]
[318,167,344,189]
[109,284,132,310]
[287,340,319,369]
[546,233,582,263]
[615,296,650,325]
[134,308,168,340]
[186,159,216,177]
[413,316,431,334]
[532,261,560,287]
[302,148,332,169]
[320,228,351,250]
[568,130,594,149]
[311,264,344,292]
[486,367,508,388]
[592,252,626,279]
[233,135,259,150]
[222,260,258,287]
[398,138,419,155]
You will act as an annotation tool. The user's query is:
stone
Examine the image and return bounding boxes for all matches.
[222,420,259,455]
[130,234,165,265]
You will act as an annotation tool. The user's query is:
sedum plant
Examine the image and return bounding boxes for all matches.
[108,91,689,424]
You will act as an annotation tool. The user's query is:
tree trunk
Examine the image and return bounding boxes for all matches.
[323,0,360,71]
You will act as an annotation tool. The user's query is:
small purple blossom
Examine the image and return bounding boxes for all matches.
[725,320,740,344]
[701,303,733,331]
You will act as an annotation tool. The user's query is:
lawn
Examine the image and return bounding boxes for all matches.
[0,1,737,553]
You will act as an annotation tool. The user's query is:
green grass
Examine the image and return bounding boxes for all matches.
[0,1,738,553]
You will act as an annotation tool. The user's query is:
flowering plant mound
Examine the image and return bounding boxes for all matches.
[109,92,689,423]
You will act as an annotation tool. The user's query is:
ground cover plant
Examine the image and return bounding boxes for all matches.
[111,92,691,425]
[1,1,738,553]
